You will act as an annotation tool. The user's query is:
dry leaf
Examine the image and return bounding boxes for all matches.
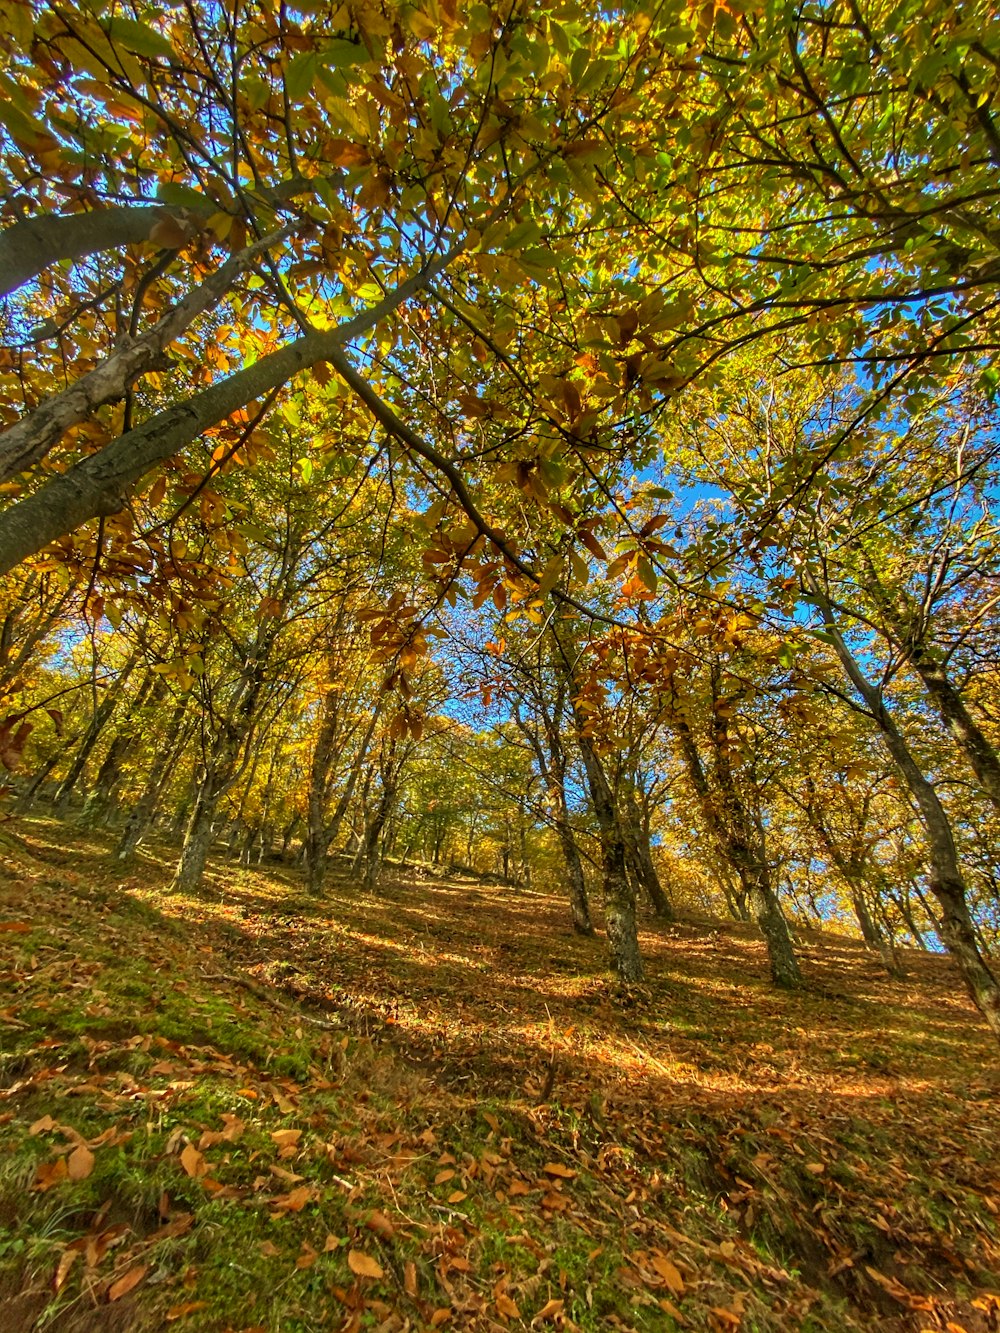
[543,1162,576,1178]
[33,1158,68,1191]
[651,1253,685,1296]
[404,1260,418,1297]
[166,1301,209,1321]
[430,1310,452,1328]
[806,1162,825,1175]
[347,1249,384,1280]
[274,1185,314,1212]
[30,1115,57,1135]
[532,1298,565,1324]
[179,1144,206,1178]
[67,1145,95,1181]
[54,1248,79,1292]
[496,1292,521,1318]
[107,1264,148,1302]
[365,1210,395,1237]
[447,1190,468,1203]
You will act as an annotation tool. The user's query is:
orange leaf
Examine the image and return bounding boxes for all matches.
[532,1298,565,1324]
[166,1301,209,1321]
[542,1162,576,1178]
[404,1260,418,1297]
[365,1210,395,1237]
[54,1248,79,1292]
[430,1311,452,1328]
[179,1144,206,1178]
[347,1250,384,1280]
[29,1115,57,1135]
[108,1265,148,1301]
[0,921,31,932]
[33,1158,68,1191]
[275,1185,314,1212]
[67,1145,95,1181]
[496,1293,521,1318]
[651,1254,685,1296]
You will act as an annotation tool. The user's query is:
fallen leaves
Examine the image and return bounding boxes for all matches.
[67,1144,94,1180]
[107,1264,148,1302]
[179,1143,208,1178]
[347,1249,384,1280]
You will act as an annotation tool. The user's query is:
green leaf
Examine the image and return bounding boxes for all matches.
[155,181,213,212]
[104,16,174,60]
[285,51,319,101]
[323,39,367,70]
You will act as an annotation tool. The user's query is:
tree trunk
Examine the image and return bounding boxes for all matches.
[910,652,1000,813]
[815,587,1000,1039]
[674,713,801,987]
[116,702,189,860]
[53,650,139,812]
[556,819,594,936]
[575,728,643,982]
[173,779,219,894]
[621,791,674,921]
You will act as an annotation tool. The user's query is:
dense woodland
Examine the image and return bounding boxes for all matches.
[2,0,1000,1040]
[5,3,1000,1329]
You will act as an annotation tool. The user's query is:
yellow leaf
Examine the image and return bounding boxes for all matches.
[347,1249,384,1280]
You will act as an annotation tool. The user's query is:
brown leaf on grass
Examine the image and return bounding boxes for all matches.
[296,1243,318,1269]
[67,1145,95,1181]
[650,1253,685,1296]
[166,1300,209,1321]
[179,1144,207,1178]
[495,1292,521,1318]
[531,1298,565,1324]
[0,922,31,932]
[430,1310,452,1328]
[347,1249,384,1279]
[33,1158,68,1191]
[542,1162,576,1178]
[365,1209,395,1237]
[272,1185,315,1213]
[29,1115,57,1135]
[54,1248,79,1292]
[107,1264,148,1301]
[404,1260,418,1297]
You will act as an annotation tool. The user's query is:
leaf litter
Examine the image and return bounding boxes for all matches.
[0,817,998,1332]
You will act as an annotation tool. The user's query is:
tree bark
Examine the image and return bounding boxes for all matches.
[621,790,674,921]
[673,712,801,987]
[813,584,1000,1039]
[912,653,1000,814]
[575,726,644,982]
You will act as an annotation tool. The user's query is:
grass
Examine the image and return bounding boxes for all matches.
[1,815,999,1331]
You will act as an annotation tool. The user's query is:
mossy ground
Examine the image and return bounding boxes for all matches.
[1,817,998,1332]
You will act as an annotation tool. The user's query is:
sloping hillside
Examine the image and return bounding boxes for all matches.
[2,818,998,1333]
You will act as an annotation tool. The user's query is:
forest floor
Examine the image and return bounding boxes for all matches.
[1,817,999,1333]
